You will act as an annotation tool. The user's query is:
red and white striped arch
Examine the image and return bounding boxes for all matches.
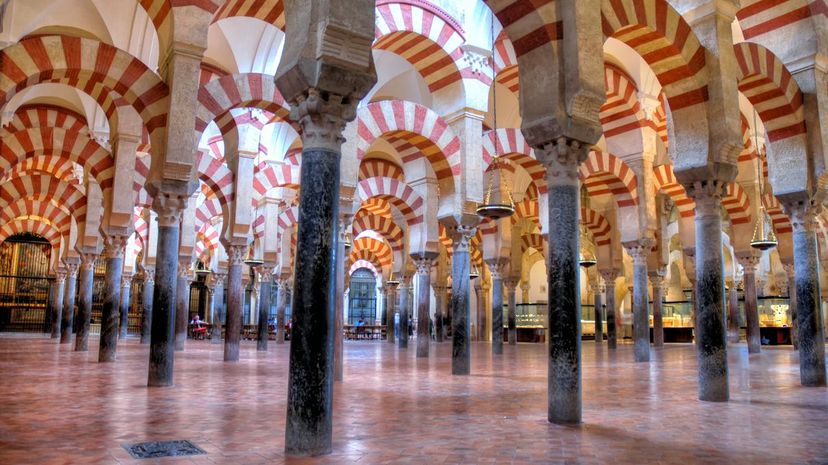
[253,162,300,197]
[134,155,151,208]
[521,233,545,253]
[733,42,805,142]
[196,222,221,256]
[348,249,386,275]
[763,192,793,235]
[482,128,546,194]
[374,1,465,93]
[514,198,540,224]
[0,36,169,144]
[0,218,62,251]
[357,176,425,226]
[1,155,80,186]
[277,205,299,232]
[195,73,292,140]
[736,1,817,41]
[486,0,562,58]
[359,159,405,182]
[353,213,405,253]
[579,151,638,208]
[357,100,461,189]
[4,105,87,134]
[0,199,74,234]
[581,207,612,247]
[723,183,752,225]
[134,208,149,247]
[0,174,88,223]
[601,64,645,137]
[1,128,114,189]
[493,31,519,94]
[602,0,708,113]
[349,260,380,277]
[358,198,394,219]
[196,195,224,226]
[196,150,234,208]
[212,0,285,29]
[653,164,694,217]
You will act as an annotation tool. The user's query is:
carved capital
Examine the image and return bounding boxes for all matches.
[104,235,128,259]
[258,266,275,282]
[55,271,67,283]
[413,257,435,276]
[177,260,192,280]
[144,267,155,284]
[486,258,510,280]
[781,199,820,233]
[535,138,589,183]
[650,275,666,290]
[80,253,98,271]
[599,269,619,284]
[151,192,188,227]
[121,275,132,288]
[623,239,654,265]
[227,245,247,266]
[448,225,476,253]
[290,88,356,152]
[684,180,727,217]
[737,254,760,273]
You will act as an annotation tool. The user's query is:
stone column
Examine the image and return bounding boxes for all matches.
[687,181,729,401]
[449,225,476,375]
[334,215,350,381]
[257,267,274,352]
[599,270,618,349]
[147,193,188,387]
[74,253,97,352]
[119,274,132,339]
[60,262,79,344]
[212,272,226,344]
[651,272,666,348]
[385,283,397,344]
[783,202,826,386]
[487,259,508,354]
[99,236,127,362]
[784,263,798,349]
[537,139,587,424]
[174,259,192,351]
[624,241,653,362]
[205,276,215,340]
[738,254,761,354]
[727,279,740,343]
[520,281,530,304]
[414,255,436,358]
[433,285,445,342]
[50,272,66,339]
[140,268,154,344]
[474,283,484,341]
[275,278,288,344]
[224,245,246,362]
[398,277,411,349]
[593,277,604,344]
[506,279,518,345]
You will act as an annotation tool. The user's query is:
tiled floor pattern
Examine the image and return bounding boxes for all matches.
[1,335,827,465]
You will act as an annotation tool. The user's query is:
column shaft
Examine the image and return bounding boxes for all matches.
[60,271,77,344]
[140,271,154,344]
[414,258,434,358]
[491,277,504,354]
[727,284,740,343]
[627,246,651,363]
[398,282,410,349]
[334,221,348,379]
[742,266,761,354]
[224,256,244,362]
[258,273,273,352]
[793,221,826,385]
[212,275,225,344]
[506,282,517,345]
[74,257,96,352]
[433,286,442,342]
[594,284,604,344]
[50,277,65,339]
[47,279,57,337]
[174,264,191,351]
[603,274,617,349]
[275,280,287,344]
[120,278,132,339]
[99,241,125,362]
[449,226,474,375]
[385,287,396,344]
[652,279,664,348]
[148,212,183,387]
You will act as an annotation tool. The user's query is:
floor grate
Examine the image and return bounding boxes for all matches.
[123,440,206,459]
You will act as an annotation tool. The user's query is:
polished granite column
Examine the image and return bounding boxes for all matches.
[147,192,188,387]
[398,277,411,349]
[334,216,350,381]
[688,181,729,401]
[784,264,798,349]
[505,279,518,345]
[212,272,226,344]
[99,237,127,362]
[600,270,619,349]
[174,260,192,352]
[738,255,761,354]
[275,278,288,344]
[784,202,826,386]
[594,278,604,344]
[727,280,740,343]
[651,272,665,348]
[257,267,274,352]
[385,283,396,344]
[45,275,56,337]
[74,253,97,352]
[224,245,246,362]
[140,268,155,345]
[625,242,653,362]
[119,274,132,339]
[487,259,507,354]
[433,285,444,342]
[60,262,79,344]
[50,272,66,339]
[414,255,436,358]
[449,225,476,375]
[538,140,587,424]
[474,282,485,341]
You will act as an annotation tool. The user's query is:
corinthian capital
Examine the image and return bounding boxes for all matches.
[781,199,821,233]
[104,235,129,259]
[227,245,247,266]
[290,89,357,152]
[151,192,189,227]
[447,224,476,254]
[683,180,727,216]
[535,137,589,183]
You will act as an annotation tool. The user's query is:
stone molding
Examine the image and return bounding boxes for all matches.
[80,253,98,271]
[737,254,761,273]
[535,137,589,183]
[447,225,476,253]
[104,235,129,259]
[684,180,727,217]
[413,256,435,276]
[227,245,247,266]
[290,89,357,152]
[152,192,189,227]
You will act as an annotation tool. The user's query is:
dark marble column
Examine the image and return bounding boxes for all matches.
[600,270,619,349]
[45,276,56,336]
[140,268,155,345]
[174,260,192,352]
[651,274,665,348]
[119,275,132,339]
[625,242,653,362]
[334,215,350,380]
[594,278,604,344]
[433,285,444,342]
[275,278,288,344]
[211,272,226,344]
[738,255,761,354]
[687,181,729,401]
[74,253,97,352]
[783,202,826,386]
[60,262,79,344]
[99,237,127,362]
[537,141,587,424]
[258,267,274,352]
[147,193,188,387]
[398,277,411,349]
[505,279,518,345]
[474,283,485,341]
[385,283,396,344]
[50,272,66,339]
[414,255,436,358]
[487,260,507,354]
[727,280,740,343]
[449,225,475,375]
[784,264,798,349]
[224,245,246,362]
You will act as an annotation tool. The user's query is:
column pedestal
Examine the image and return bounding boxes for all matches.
[75,254,97,352]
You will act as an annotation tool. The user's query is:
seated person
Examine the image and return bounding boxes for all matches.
[356,318,365,327]
[190,314,207,338]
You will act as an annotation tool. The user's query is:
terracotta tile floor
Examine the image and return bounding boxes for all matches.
[1,335,827,465]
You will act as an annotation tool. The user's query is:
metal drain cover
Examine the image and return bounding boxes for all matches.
[123,440,206,459]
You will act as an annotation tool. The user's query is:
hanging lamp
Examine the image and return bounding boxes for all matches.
[578,223,598,268]
[194,260,211,277]
[243,243,264,268]
[476,17,515,220]
[469,264,481,279]
[386,272,400,287]
[749,109,778,252]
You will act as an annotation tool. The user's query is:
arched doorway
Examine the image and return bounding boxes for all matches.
[0,233,52,332]
[348,268,377,325]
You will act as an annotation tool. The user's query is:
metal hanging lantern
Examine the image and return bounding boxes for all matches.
[194,260,211,277]
[243,244,264,268]
[343,232,352,250]
[749,109,778,252]
[386,272,400,287]
[469,264,481,280]
[578,223,597,268]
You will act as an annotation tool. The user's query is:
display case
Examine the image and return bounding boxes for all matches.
[757,296,791,345]
[651,300,694,343]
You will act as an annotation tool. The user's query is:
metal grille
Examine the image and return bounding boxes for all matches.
[0,236,53,333]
